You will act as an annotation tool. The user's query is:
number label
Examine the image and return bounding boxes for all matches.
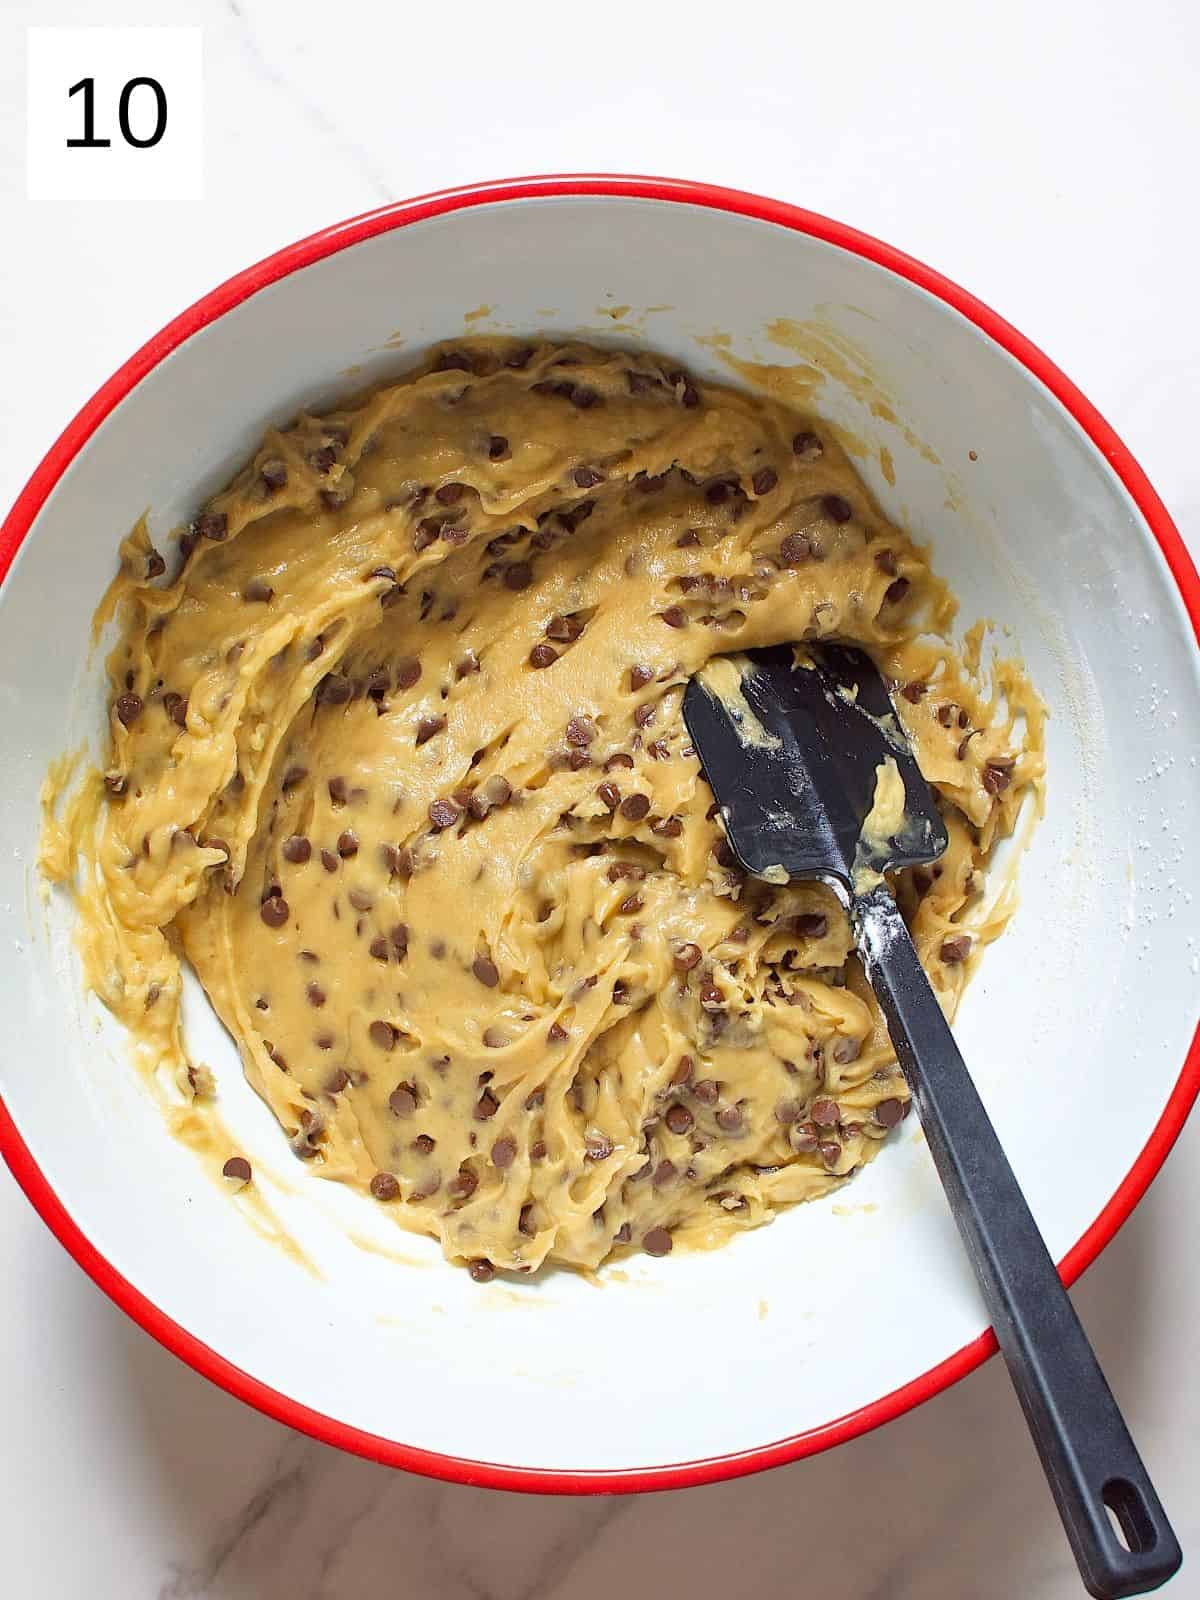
[66,75,168,150]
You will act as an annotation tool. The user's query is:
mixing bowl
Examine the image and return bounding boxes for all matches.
[2,175,1198,1491]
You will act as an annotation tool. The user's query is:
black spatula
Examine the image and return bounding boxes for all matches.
[683,644,1181,1600]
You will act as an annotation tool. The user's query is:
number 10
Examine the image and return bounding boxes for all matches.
[67,76,168,149]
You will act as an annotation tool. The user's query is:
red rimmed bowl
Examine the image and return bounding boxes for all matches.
[3,175,1198,1491]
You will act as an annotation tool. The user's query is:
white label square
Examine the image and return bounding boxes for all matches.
[27,27,203,202]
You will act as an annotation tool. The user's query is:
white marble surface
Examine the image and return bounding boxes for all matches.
[2,1,1198,1594]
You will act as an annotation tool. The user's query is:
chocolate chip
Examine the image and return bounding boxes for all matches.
[558,499,595,534]
[488,435,510,460]
[693,1079,720,1105]
[436,482,464,506]
[792,430,823,460]
[940,935,972,964]
[819,1140,841,1167]
[607,863,644,882]
[368,1172,400,1202]
[794,912,827,938]
[671,1055,694,1086]
[983,759,1015,795]
[790,1121,819,1152]
[337,829,358,857]
[474,1089,499,1121]
[434,350,473,373]
[320,849,338,873]
[874,548,899,576]
[546,614,584,643]
[901,680,926,703]
[389,657,420,693]
[884,577,910,604]
[114,693,143,727]
[429,797,460,830]
[282,765,307,791]
[629,665,654,692]
[779,532,812,566]
[751,466,778,496]
[456,650,480,679]
[652,816,683,838]
[413,521,439,552]
[504,561,533,592]
[281,835,310,865]
[529,643,558,669]
[596,781,621,812]
[570,386,600,409]
[243,578,273,603]
[468,775,512,818]
[327,775,348,806]
[659,606,687,629]
[260,898,289,928]
[674,943,702,973]
[573,465,604,488]
[605,753,635,771]
[585,1134,613,1161]
[832,1036,861,1065]
[665,1103,693,1135]
[145,550,166,579]
[370,1020,396,1050]
[195,511,228,541]
[448,1166,478,1198]
[413,1134,436,1154]
[222,1156,252,1186]
[506,346,534,369]
[389,1084,417,1117]
[823,494,852,523]
[643,1226,673,1256]
[305,982,326,1008]
[416,715,447,746]
[491,1136,517,1169]
[810,1097,839,1127]
[468,1259,495,1282]
[473,954,500,987]
[618,894,643,914]
[775,1098,801,1125]
[619,793,650,821]
[548,1021,568,1043]
[104,772,128,796]
[162,692,188,727]
[876,1097,906,1128]
[261,459,287,492]
[325,1068,350,1094]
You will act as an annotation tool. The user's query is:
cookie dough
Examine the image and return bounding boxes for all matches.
[43,338,1044,1276]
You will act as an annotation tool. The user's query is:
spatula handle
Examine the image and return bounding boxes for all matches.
[853,886,1181,1599]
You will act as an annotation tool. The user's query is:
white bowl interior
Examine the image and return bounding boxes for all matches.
[2,196,1198,1474]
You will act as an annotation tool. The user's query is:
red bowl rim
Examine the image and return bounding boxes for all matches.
[3,173,1198,1495]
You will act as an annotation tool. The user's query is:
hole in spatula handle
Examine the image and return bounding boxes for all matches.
[1103,1478,1159,1556]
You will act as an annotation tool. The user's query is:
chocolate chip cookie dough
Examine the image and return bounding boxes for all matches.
[42,338,1044,1277]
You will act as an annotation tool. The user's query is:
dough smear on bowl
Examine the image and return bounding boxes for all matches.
[41,338,1044,1276]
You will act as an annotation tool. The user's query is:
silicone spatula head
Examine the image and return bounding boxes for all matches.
[682,643,948,894]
